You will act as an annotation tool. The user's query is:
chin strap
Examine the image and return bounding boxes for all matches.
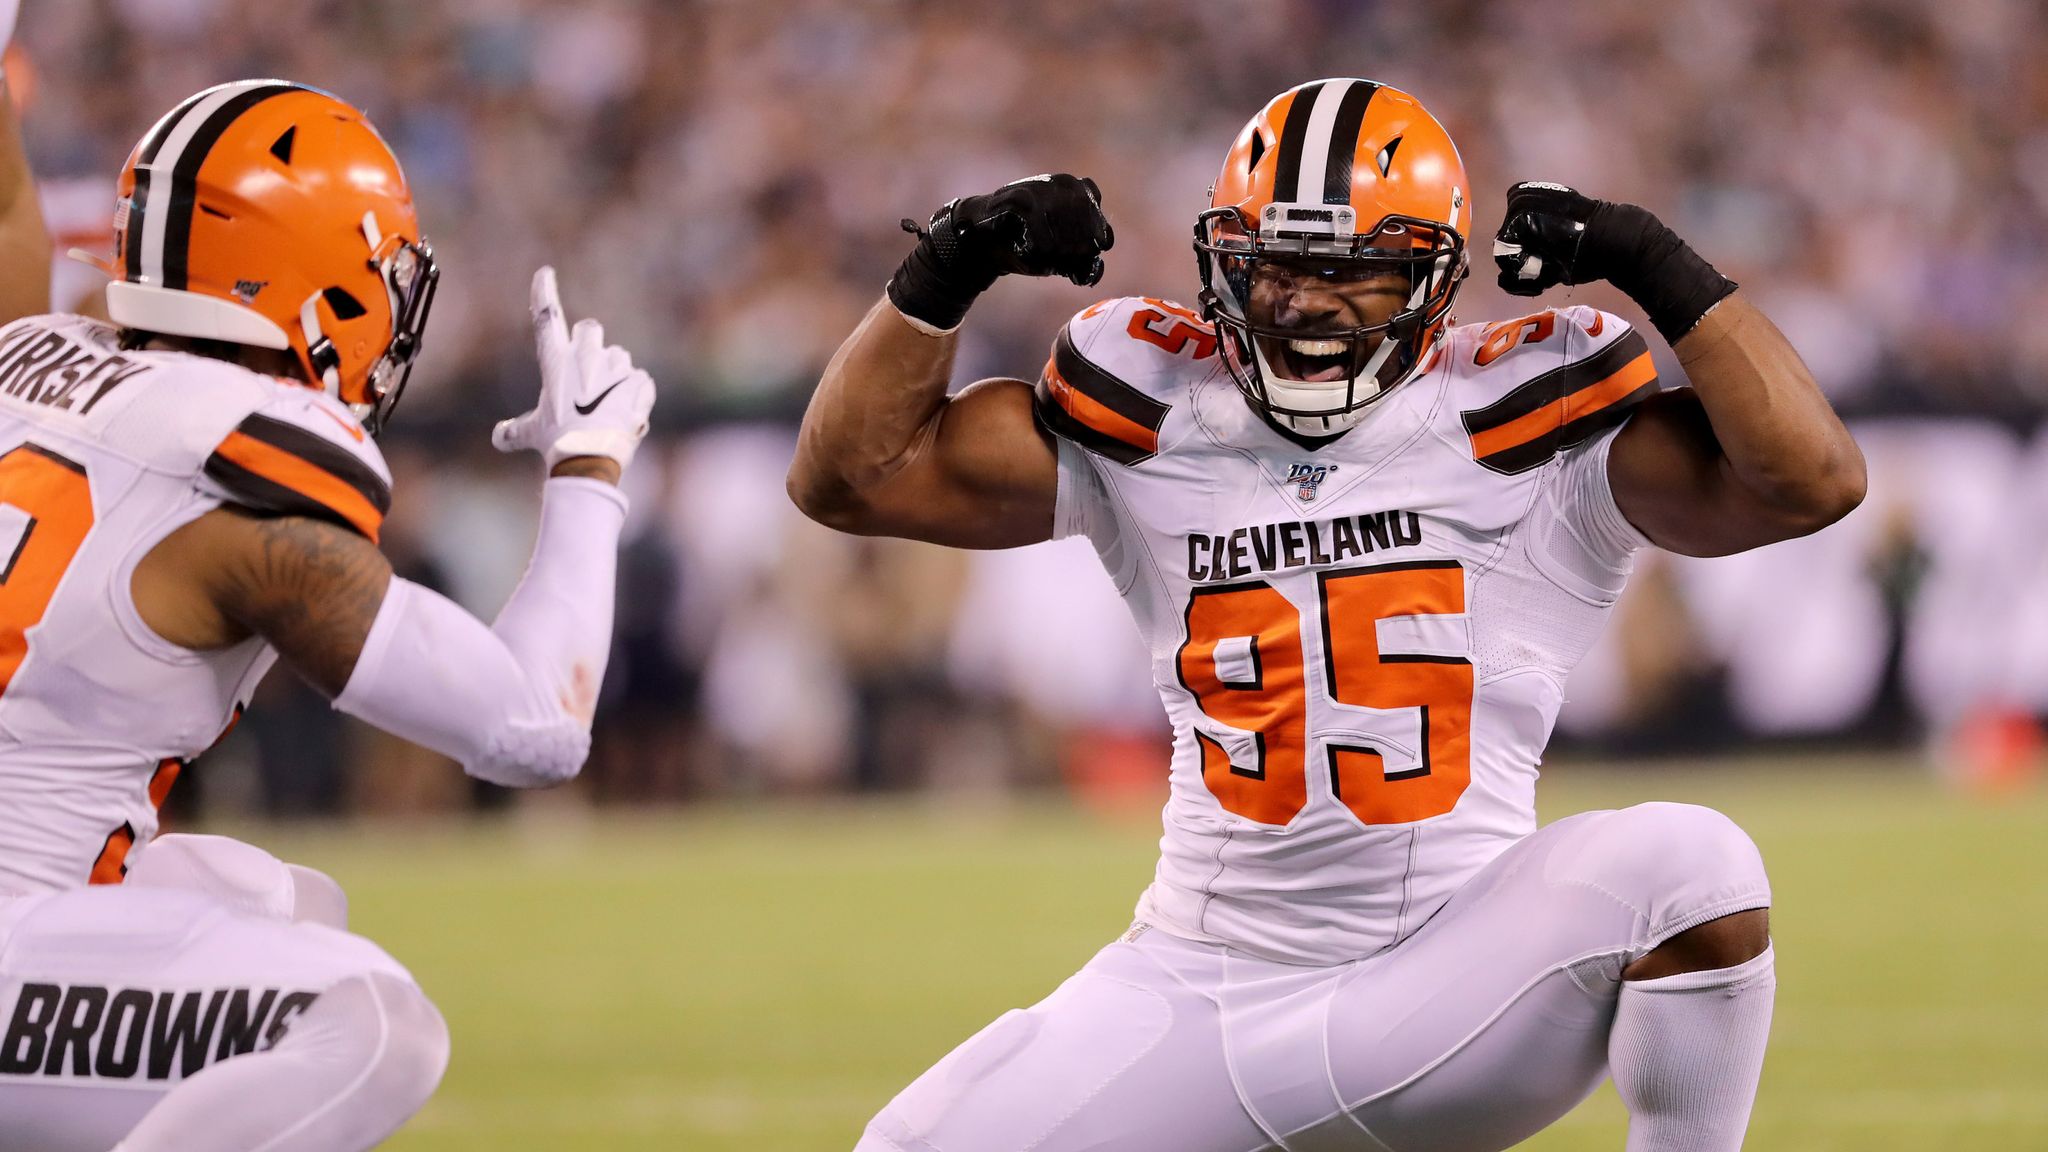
[297,291,343,397]
[294,212,397,401]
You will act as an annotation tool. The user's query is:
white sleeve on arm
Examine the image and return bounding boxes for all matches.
[334,477,628,787]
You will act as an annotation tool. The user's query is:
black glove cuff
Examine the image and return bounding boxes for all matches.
[886,209,1000,332]
[1584,203,1736,344]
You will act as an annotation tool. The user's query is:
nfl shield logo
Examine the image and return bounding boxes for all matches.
[1285,463,1335,502]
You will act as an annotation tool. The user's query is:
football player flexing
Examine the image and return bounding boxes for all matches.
[791,80,1863,1151]
[0,81,653,1151]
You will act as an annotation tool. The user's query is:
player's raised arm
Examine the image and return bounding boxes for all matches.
[787,174,1112,548]
[1494,183,1865,556]
[143,268,654,789]
[0,6,51,323]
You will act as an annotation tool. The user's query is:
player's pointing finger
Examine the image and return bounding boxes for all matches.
[530,266,568,351]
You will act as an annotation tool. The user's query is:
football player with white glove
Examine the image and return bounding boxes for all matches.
[0,82,652,1151]
[494,266,656,471]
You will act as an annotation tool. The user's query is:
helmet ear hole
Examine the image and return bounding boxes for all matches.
[322,287,366,320]
[1247,132,1266,173]
[269,125,296,164]
[1375,136,1403,177]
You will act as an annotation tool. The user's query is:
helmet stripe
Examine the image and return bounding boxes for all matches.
[130,81,296,289]
[132,83,254,286]
[1269,80,1327,203]
[123,87,219,280]
[158,83,299,290]
[1320,82,1380,204]
[124,169,150,277]
[136,88,215,165]
[1289,80,1354,210]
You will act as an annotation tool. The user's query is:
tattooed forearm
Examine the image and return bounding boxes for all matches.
[216,511,393,697]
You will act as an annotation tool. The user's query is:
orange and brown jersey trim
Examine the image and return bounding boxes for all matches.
[89,704,244,885]
[1034,328,1172,467]
[205,413,391,541]
[1461,329,1659,475]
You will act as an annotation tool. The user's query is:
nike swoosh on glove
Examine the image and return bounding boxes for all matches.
[492,266,657,470]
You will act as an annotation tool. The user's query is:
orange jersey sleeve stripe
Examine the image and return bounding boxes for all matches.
[1467,351,1656,461]
[1033,323,1172,466]
[212,430,386,542]
[1044,363,1161,457]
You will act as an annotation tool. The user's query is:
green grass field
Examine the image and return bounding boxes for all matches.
[249,758,2048,1151]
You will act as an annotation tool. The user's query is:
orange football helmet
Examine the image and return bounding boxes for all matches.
[92,80,437,432]
[1196,79,1468,434]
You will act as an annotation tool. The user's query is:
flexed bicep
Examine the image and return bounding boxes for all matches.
[791,174,1112,548]
[840,374,1060,548]
[790,297,1060,547]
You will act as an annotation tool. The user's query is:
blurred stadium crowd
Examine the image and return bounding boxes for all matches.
[11,0,2048,813]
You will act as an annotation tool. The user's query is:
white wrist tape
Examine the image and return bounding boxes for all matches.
[336,477,628,788]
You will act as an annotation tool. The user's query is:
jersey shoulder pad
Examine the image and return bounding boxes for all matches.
[44,326,278,465]
[0,314,165,427]
[1445,305,1658,475]
[200,384,391,543]
[1033,296,1214,466]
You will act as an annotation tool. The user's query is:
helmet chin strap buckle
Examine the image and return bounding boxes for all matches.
[298,291,343,397]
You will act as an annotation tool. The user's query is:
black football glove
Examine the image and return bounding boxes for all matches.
[1493,181,1735,343]
[888,174,1114,331]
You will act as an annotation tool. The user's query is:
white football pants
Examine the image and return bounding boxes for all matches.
[857,802,1772,1152]
[0,835,447,1151]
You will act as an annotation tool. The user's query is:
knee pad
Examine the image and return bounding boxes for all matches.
[283,972,451,1127]
[1550,803,1770,948]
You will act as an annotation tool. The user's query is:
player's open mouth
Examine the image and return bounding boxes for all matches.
[1263,335,1362,383]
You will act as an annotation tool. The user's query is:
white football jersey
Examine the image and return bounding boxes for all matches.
[0,314,391,895]
[1037,296,1657,965]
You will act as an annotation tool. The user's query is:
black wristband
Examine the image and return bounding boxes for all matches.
[1583,203,1737,344]
[886,211,999,332]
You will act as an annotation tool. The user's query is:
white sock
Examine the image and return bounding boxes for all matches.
[112,972,448,1152]
[1609,944,1776,1152]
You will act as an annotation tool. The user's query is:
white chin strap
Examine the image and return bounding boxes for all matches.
[295,211,389,417]
[297,290,343,398]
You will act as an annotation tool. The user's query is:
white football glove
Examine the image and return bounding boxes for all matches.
[492,266,656,471]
